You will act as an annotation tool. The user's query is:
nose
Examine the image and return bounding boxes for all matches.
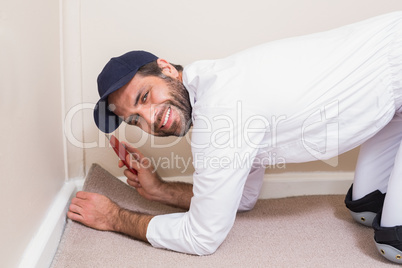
[137,104,158,127]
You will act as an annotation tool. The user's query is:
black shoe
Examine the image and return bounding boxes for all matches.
[372,212,402,264]
[344,184,385,227]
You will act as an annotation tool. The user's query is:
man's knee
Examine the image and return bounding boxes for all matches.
[237,195,258,212]
[344,184,385,227]
[373,212,402,264]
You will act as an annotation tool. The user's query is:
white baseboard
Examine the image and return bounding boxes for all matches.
[18,179,84,268]
[259,172,353,199]
[19,172,353,268]
[162,171,354,199]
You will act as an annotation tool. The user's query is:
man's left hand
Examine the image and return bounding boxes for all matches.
[67,191,120,231]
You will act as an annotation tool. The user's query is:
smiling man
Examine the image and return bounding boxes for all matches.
[106,58,192,137]
[68,12,402,263]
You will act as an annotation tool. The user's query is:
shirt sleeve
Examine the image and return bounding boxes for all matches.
[146,107,267,255]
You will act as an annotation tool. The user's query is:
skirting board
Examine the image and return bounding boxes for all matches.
[162,172,354,199]
[18,179,84,268]
[19,172,353,268]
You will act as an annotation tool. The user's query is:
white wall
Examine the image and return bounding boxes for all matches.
[3,1,402,266]
[0,0,65,267]
[63,0,402,178]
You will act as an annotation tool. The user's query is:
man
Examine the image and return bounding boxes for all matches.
[68,12,402,263]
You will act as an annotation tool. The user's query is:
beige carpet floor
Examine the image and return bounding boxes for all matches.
[51,164,398,267]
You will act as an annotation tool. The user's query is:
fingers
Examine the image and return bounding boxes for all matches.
[121,141,143,156]
[67,203,84,221]
[68,195,85,222]
[69,202,82,212]
[124,169,142,188]
[124,149,152,172]
[67,210,83,221]
[117,142,154,180]
[118,160,124,168]
[119,142,143,173]
[127,179,142,188]
[69,192,90,212]
[66,191,117,231]
[125,153,140,171]
[74,191,100,201]
[75,191,89,199]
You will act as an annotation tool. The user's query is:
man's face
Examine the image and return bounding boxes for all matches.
[108,73,192,137]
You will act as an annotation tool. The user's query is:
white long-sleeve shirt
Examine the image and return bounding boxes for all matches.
[146,12,402,255]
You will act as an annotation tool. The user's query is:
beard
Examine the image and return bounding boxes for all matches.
[151,77,193,137]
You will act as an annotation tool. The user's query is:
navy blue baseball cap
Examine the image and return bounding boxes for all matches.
[93,51,158,133]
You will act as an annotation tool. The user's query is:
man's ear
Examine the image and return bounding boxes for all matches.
[157,59,179,79]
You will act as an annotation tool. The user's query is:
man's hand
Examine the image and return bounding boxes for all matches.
[67,191,120,231]
[67,191,153,242]
[119,142,165,201]
[119,142,194,210]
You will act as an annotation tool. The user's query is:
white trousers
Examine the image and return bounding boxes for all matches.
[353,115,402,227]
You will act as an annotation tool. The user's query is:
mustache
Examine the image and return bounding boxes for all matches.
[148,78,193,136]
[152,103,172,131]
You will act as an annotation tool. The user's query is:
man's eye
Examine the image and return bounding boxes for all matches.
[126,115,140,125]
[142,91,149,102]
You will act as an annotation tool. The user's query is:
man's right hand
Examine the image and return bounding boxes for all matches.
[118,142,164,202]
[118,142,194,210]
